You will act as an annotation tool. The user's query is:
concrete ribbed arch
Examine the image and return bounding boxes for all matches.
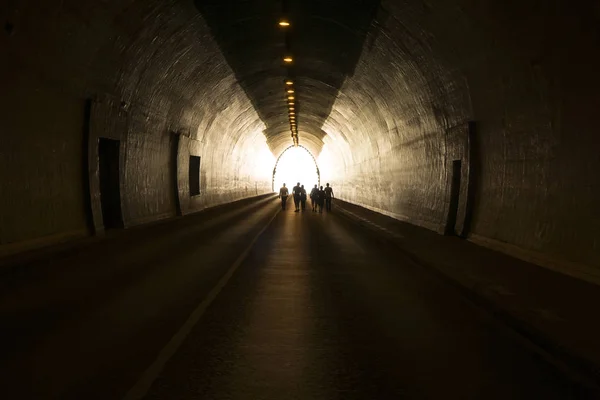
[3,0,600,278]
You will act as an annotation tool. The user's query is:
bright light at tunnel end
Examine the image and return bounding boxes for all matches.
[273,147,319,193]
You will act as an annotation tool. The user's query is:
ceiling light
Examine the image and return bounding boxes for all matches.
[288,96,295,100]
[283,56,293,63]
[279,21,290,27]
[287,89,294,93]
[285,80,293,85]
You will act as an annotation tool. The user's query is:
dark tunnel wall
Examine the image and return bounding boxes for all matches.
[318,0,600,280]
[0,0,273,255]
[0,0,599,282]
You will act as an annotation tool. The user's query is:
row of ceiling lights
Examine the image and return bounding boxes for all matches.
[279,19,298,146]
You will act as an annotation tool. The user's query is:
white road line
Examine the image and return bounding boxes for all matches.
[123,208,280,400]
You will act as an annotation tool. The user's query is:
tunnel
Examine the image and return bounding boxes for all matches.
[1,0,600,398]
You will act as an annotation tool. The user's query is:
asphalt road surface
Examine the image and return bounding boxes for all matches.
[0,198,588,399]
[143,205,584,399]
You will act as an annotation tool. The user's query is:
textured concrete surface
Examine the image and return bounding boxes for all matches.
[1,0,600,296]
[316,0,600,275]
[194,0,381,157]
[0,196,279,399]
[143,205,588,399]
[0,0,273,254]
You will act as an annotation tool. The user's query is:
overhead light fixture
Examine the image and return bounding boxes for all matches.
[279,20,290,27]
[289,112,295,115]
[285,80,293,85]
[288,96,295,100]
[288,106,295,110]
[283,56,293,63]
[287,89,294,93]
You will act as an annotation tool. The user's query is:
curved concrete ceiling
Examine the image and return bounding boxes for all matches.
[2,0,600,277]
[194,0,381,158]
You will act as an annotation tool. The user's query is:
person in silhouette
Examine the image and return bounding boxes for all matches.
[300,185,307,211]
[310,184,319,212]
[317,185,325,213]
[292,182,301,212]
[324,183,335,211]
[279,183,289,210]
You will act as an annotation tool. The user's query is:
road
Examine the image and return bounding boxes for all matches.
[143,204,582,399]
[0,197,587,399]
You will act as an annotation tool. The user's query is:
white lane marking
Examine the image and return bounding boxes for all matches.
[123,208,280,400]
[338,207,404,240]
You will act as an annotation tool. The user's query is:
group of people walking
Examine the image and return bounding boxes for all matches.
[278,182,335,213]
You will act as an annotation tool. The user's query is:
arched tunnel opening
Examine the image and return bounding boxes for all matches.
[1,0,600,398]
[272,145,320,193]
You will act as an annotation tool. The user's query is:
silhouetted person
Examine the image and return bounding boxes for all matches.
[279,183,289,210]
[300,185,307,211]
[292,182,301,212]
[317,186,325,213]
[324,183,334,211]
[310,184,318,212]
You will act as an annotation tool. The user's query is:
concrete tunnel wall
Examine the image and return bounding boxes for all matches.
[1,0,600,282]
[0,0,274,256]
[316,0,600,280]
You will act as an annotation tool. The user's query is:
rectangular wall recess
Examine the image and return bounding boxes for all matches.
[189,155,201,196]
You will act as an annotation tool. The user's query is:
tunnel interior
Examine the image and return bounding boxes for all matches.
[1,0,600,280]
[3,1,600,398]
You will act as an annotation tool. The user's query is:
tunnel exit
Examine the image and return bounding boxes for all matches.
[272,146,320,192]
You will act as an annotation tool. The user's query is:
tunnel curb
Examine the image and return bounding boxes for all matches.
[0,193,278,274]
[334,201,600,398]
